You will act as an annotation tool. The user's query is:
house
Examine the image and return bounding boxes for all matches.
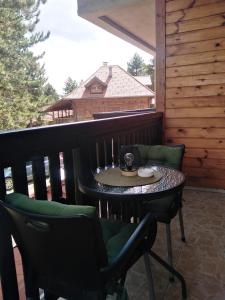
[44,63,154,123]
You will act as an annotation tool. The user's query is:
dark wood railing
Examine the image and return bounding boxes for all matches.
[0,112,163,203]
[93,108,156,119]
[0,112,163,299]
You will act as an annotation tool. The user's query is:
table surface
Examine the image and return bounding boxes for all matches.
[78,165,185,201]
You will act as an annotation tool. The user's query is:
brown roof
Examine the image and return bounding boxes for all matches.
[65,64,154,99]
[134,75,152,86]
[45,64,154,112]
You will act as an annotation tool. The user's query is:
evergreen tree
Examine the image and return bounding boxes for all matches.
[127,53,145,76]
[63,77,78,95]
[0,0,50,130]
[144,58,155,90]
[127,54,155,90]
[43,83,59,103]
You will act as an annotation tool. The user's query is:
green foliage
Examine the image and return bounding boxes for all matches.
[0,0,52,130]
[43,83,59,103]
[127,53,145,76]
[127,54,155,90]
[63,77,78,95]
[144,58,155,90]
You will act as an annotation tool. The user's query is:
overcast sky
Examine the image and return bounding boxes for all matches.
[33,0,152,94]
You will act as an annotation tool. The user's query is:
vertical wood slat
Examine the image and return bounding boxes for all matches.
[0,209,19,300]
[0,168,6,200]
[96,140,105,169]
[156,0,166,143]
[104,138,113,166]
[63,150,76,205]
[11,162,28,195]
[114,136,121,165]
[48,153,62,202]
[32,157,47,200]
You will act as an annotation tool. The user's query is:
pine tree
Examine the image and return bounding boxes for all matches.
[63,77,78,95]
[144,58,155,90]
[127,53,145,76]
[43,83,59,103]
[0,0,50,130]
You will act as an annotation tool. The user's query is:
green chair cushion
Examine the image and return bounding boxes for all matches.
[6,193,137,263]
[136,144,184,223]
[100,219,138,263]
[5,193,96,218]
[137,144,183,170]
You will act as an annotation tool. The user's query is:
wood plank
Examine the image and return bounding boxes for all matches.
[166,96,225,108]
[166,49,225,67]
[187,176,225,188]
[166,27,225,46]
[166,2,225,23]
[166,37,225,56]
[165,137,225,149]
[166,0,195,13]
[156,0,166,114]
[166,61,225,78]
[184,157,225,169]
[166,127,225,138]
[167,14,225,35]
[166,107,225,117]
[32,157,47,200]
[167,84,225,98]
[166,73,225,87]
[166,117,225,128]
[48,153,62,202]
[185,148,225,159]
[184,166,225,179]
[166,0,224,13]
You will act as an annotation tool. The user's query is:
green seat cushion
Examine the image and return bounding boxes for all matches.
[100,219,138,263]
[5,193,96,218]
[137,144,183,170]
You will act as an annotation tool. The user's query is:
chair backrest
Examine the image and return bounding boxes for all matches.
[0,193,108,298]
[136,144,185,170]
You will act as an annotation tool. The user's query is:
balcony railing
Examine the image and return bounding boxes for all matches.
[0,112,163,299]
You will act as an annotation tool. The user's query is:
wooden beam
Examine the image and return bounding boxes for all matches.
[156,0,166,114]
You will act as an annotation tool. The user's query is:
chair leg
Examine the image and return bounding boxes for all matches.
[149,250,187,300]
[178,207,186,242]
[143,253,155,300]
[166,223,174,282]
[120,272,127,287]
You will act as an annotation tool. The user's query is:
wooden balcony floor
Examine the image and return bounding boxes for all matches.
[1,188,225,300]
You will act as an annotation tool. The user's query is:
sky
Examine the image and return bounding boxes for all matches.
[33,0,152,94]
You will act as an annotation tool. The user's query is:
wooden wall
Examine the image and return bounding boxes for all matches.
[74,96,151,121]
[164,0,225,189]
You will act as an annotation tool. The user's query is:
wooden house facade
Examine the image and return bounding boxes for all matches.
[161,0,225,189]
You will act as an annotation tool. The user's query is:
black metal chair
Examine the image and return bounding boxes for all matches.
[75,147,187,300]
[0,192,157,300]
[132,144,186,274]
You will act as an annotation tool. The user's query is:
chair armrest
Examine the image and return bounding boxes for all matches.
[101,213,157,281]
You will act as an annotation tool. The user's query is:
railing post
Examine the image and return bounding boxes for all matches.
[0,210,19,300]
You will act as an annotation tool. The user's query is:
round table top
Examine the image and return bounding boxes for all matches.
[78,165,186,201]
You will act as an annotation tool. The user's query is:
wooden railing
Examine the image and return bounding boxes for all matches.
[0,112,163,204]
[0,112,163,299]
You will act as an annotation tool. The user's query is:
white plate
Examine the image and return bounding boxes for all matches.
[138,167,154,178]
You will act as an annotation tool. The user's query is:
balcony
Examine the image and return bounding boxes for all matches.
[2,0,225,298]
[0,112,163,298]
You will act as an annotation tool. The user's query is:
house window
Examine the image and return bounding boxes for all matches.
[90,84,103,94]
